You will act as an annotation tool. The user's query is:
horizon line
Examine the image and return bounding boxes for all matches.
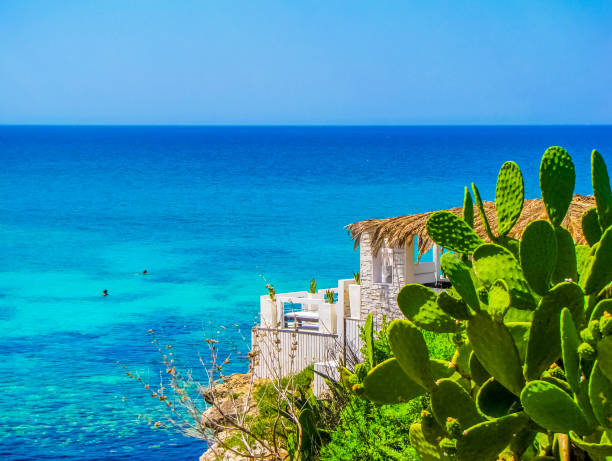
[1,123,612,128]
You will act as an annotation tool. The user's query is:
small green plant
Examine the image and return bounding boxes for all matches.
[309,278,317,294]
[348,147,612,461]
[265,283,275,301]
[320,395,421,460]
[353,271,361,285]
[326,289,335,304]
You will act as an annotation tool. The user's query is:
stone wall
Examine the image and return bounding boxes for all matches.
[358,232,407,323]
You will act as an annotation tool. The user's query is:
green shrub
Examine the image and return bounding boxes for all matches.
[319,396,421,460]
[323,315,454,459]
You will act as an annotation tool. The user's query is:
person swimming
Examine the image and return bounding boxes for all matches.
[142,270,147,275]
[103,289,108,296]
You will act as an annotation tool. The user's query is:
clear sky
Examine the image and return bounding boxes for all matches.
[1,0,611,125]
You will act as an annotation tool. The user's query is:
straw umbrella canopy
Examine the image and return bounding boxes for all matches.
[347,194,595,261]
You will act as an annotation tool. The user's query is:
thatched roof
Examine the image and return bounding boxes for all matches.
[347,194,595,260]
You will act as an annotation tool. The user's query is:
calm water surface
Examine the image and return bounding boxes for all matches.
[0,126,610,460]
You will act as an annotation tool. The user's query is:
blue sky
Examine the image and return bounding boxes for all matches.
[1,1,611,125]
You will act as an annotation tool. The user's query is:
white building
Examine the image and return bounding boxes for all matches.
[250,195,595,394]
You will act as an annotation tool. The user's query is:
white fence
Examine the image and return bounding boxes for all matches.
[252,316,373,396]
[251,327,340,380]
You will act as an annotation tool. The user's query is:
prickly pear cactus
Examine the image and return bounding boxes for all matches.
[496,161,525,236]
[347,146,612,461]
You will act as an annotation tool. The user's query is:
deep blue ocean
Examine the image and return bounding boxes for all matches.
[0,126,610,460]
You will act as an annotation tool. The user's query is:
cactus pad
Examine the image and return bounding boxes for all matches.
[521,380,591,435]
[520,219,558,296]
[506,322,530,363]
[426,211,484,254]
[463,186,474,229]
[560,308,582,395]
[359,358,426,404]
[437,290,471,320]
[495,161,525,236]
[431,378,484,429]
[590,299,612,323]
[467,310,525,396]
[440,252,480,311]
[525,282,585,380]
[421,411,445,444]
[364,313,374,368]
[581,226,612,295]
[569,431,612,460]
[409,423,445,461]
[476,377,520,418]
[488,279,510,319]
[469,351,491,386]
[472,182,497,241]
[456,412,529,461]
[473,243,536,310]
[552,226,578,284]
[592,149,612,230]
[503,307,534,323]
[540,146,576,226]
[339,366,357,388]
[582,207,603,247]
[388,319,434,391]
[589,362,612,428]
[576,244,593,282]
[597,336,612,385]
[430,358,464,383]
[397,284,460,333]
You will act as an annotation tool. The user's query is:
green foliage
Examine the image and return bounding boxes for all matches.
[582,207,603,247]
[472,182,496,241]
[352,271,360,285]
[355,358,426,404]
[476,377,518,418]
[397,284,460,333]
[309,278,317,294]
[440,252,480,311]
[520,380,591,435]
[581,226,612,295]
[519,219,557,296]
[324,321,454,460]
[350,146,612,461]
[552,226,578,284]
[592,149,612,229]
[363,313,375,368]
[456,412,529,461]
[473,243,536,310]
[251,366,318,457]
[463,186,474,229]
[540,146,575,226]
[524,282,584,380]
[495,161,525,236]
[320,396,421,460]
[431,378,483,429]
[325,289,335,304]
[426,211,484,254]
[388,319,434,391]
[467,310,525,396]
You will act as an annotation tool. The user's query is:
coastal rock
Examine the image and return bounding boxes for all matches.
[200,373,279,460]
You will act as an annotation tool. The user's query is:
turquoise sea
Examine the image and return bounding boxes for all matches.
[0,126,610,460]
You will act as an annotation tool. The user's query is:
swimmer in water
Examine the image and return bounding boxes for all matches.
[143,270,148,275]
[103,289,108,297]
